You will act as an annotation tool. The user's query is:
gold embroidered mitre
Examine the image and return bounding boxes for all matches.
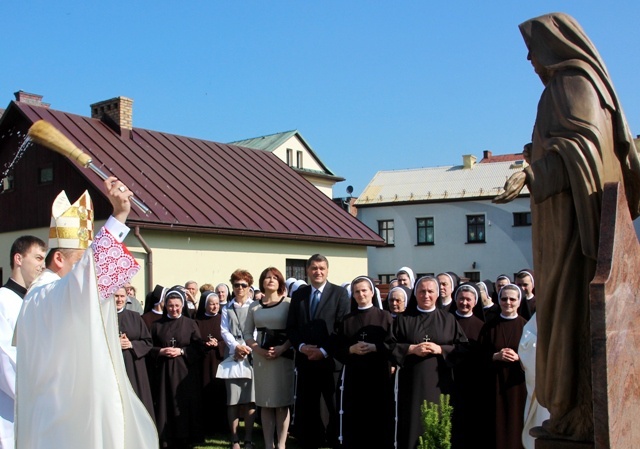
[48,190,94,250]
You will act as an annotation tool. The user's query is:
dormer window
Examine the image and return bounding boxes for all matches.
[296,151,303,168]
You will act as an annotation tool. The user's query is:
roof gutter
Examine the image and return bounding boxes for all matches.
[292,169,345,182]
[127,221,385,247]
[133,226,153,294]
[355,193,531,208]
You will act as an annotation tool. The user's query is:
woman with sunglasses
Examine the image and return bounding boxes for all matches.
[220,269,257,449]
[479,284,528,449]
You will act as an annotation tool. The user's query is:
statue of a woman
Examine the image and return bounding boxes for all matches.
[494,12,640,442]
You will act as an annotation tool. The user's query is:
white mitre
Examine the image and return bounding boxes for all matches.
[48,190,94,250]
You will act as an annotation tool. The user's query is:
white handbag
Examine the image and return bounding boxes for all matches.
[216,355,253,379]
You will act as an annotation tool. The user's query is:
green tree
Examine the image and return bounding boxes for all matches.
[417,394,452,449]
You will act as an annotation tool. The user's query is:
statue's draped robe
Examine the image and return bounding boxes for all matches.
[520,13,640,439]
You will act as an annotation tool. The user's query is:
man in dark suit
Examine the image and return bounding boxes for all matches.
[286,254,350,449]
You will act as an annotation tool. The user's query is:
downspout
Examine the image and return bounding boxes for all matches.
[134,226,153,294]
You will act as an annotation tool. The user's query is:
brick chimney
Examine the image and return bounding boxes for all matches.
[483,150,492,160]
[90,96,133,131]
[14,91,50,108]
[462,154,477,169]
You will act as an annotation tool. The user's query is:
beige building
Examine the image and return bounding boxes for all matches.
[230,130,344,198]
[0,223,372,302]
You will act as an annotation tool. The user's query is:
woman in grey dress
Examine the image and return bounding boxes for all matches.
[244,267,294,449]
[221,269,256,449]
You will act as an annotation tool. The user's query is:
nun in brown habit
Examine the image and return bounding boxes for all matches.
[480,284,528,449]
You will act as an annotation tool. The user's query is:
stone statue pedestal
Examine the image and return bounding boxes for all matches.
[535,440,593,449]
[590,182,640,448]
[536,182,640,449]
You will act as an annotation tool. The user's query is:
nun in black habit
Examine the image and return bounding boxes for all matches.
[348,281,383,311]
[436,271,460,313]
[115,287,155,422]
[142,284,167,330]
[387,285,411,319]
[491,274,512,304]
[333,276,394,449]
[450,283,487,449]
[387,276,468,449]
[515,269,536,321]
[150,286,205,449]
[196,291,227,435]
[478,280,500,323]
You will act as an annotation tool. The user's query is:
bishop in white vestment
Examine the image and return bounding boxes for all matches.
[15,178,157,449]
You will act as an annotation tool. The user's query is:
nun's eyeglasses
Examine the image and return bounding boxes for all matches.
[500,297,518,302]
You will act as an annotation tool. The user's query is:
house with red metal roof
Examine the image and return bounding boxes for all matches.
[0,92,384,298]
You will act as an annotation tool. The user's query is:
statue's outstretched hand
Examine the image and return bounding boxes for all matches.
[493,172,527,203]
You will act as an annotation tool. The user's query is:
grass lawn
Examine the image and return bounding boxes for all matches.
[192,423,310,449]
[193,435,302,449]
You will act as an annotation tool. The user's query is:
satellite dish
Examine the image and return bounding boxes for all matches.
[346,185,354,195]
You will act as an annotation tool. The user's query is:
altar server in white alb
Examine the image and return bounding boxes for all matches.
[0,235,46,448]
[15,177,158,449]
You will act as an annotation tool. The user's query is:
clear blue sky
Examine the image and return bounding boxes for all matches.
[2,1,639,197]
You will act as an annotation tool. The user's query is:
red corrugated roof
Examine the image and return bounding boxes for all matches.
[13,102,383,246]
[479,153,524,163]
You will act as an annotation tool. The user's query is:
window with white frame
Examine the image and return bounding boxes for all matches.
[296,150,303,168]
